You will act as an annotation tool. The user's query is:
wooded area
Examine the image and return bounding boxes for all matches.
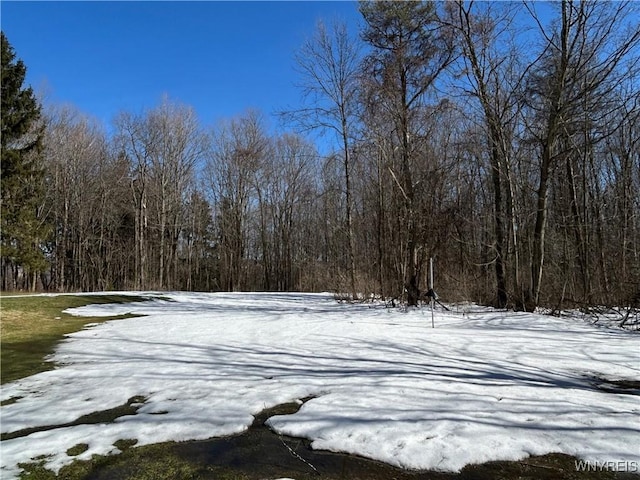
[2,1,639,311]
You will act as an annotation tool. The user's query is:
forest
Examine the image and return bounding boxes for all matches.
[2,0,639,311]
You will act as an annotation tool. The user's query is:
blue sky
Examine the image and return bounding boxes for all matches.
[1,1,363,130]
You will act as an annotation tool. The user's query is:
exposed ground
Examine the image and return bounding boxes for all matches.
[12,398,639,480]
[1,294,150,384]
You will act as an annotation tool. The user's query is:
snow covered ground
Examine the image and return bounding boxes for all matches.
[1,292,639,478]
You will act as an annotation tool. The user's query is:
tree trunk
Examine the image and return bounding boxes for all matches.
[490,139,508,308]
[342,120,357,300]
[531,141,553,309]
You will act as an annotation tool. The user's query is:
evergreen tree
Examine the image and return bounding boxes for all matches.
[359,1,456,305]
[1,31,47,290]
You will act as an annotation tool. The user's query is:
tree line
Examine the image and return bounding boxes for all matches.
[2,1,639,311]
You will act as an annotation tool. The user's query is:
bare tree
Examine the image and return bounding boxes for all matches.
[44,104,141,291]
[114,98,206,290]
[114,110,154,289]
[524,0,640,307]
[206,110,269,291]
[255,133,318,291]
[603,95,640,302]
[146,97,206,288]
[45,106,105,290]
[445,1,526,308]
[287,19,361,298]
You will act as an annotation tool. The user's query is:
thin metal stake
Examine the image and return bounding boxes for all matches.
[430,257,434,328]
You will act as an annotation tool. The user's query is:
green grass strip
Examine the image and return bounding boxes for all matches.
[0,294,151,384]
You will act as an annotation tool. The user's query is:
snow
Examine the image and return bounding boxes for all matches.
[1,292,639,478]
